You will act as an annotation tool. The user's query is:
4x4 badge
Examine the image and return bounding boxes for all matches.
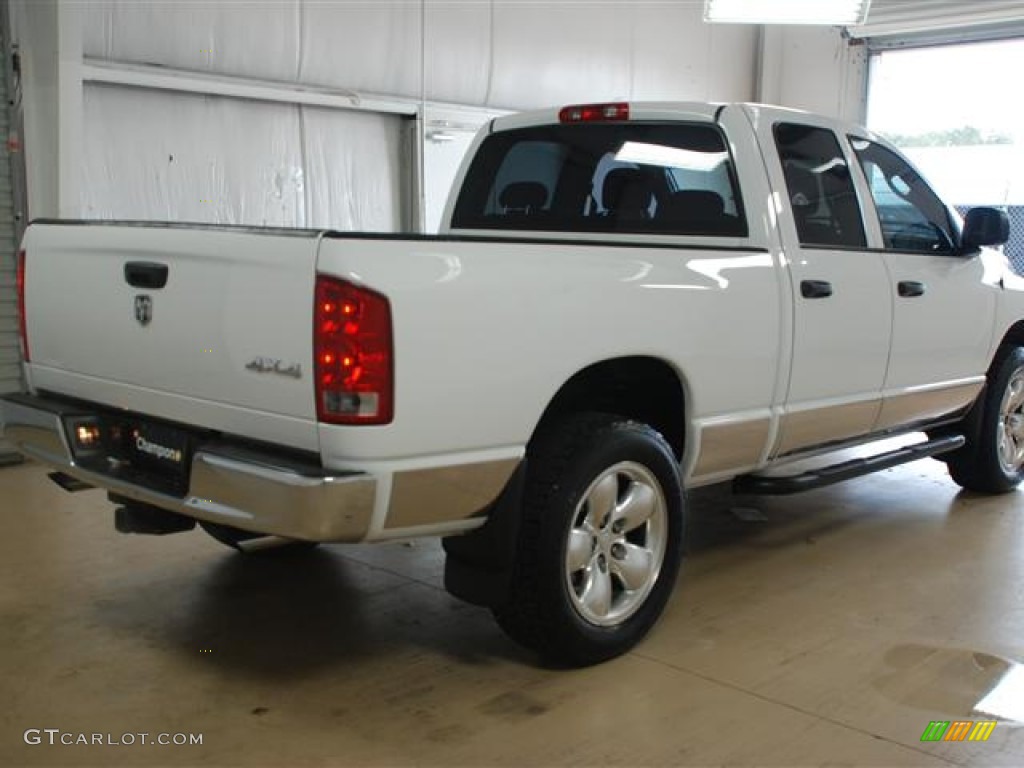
[134,295,153,326]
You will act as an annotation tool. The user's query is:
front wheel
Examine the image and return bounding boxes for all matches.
[948,346,1024,493]
[493,413,684,666]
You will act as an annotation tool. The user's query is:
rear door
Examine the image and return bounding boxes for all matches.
[22,223,321,451]
[747,108,892,456]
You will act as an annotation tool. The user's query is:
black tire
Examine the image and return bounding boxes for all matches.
[948,346,1024,493]
[493,413,684,667]
[198,521,320,554]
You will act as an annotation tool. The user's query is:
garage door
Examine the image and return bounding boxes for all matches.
[851,0,1024,45]
[0,13,21,459]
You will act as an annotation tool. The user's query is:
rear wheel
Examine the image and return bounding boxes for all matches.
[948,346,1024,493]
[493,413,684,666]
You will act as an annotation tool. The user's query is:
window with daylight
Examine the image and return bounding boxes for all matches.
[867,39,1024,269]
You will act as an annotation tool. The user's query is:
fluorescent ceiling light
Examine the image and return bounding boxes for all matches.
[705,0,871,26]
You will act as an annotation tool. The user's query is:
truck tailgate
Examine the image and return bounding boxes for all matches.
[22,223,320,452]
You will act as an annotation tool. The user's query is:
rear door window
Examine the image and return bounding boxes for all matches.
[774,123,867,248]
[451,123,747,237]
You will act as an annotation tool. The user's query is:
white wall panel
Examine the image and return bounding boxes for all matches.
[759,26,867,123]
[422,103,509,233]
[78,0,757,110]
[9,0,59,219]
[424,1,491,105]
[29,0,766,238]
[301,107,407,232]
[80,84,305,226]
[299,1,421,96]
[424,129,475,233]
[489,1,632,107]
[632,2,755,101]
[80,84,407,231]
[83,1,301,82]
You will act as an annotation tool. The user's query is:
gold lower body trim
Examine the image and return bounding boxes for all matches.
[692,417,771,476]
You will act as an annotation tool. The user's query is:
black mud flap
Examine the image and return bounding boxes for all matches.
[442,461,526,607]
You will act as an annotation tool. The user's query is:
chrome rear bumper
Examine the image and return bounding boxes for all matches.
[0,393,376,542]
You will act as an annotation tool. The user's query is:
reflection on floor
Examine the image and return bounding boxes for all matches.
[1,458,1024,766]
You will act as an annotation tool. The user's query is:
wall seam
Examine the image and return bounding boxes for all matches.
[295,0,303,83]
[484,0,495,106]
[298,104,310,227]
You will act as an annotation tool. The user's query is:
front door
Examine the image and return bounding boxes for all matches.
[848,136,998,430]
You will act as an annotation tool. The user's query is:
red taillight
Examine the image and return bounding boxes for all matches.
[314,276,393,425]
[16,248,28,362]
[558,102,630,123]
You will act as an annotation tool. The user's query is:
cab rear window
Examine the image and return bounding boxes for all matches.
[451,123,747,237]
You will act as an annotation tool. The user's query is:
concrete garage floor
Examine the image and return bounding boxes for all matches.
[2,458,1024,767]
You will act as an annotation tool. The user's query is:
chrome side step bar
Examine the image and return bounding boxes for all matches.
[733,434,966,496]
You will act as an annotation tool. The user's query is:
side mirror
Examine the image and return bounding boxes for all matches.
[962,207,1009,251]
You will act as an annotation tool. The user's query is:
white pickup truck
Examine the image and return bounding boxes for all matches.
[2,102,1020,665]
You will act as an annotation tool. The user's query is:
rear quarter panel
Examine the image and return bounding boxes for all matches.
[315,233,783,479]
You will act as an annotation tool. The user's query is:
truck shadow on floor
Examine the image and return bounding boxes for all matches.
[89,468,964,678]
[91,541,532,679]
